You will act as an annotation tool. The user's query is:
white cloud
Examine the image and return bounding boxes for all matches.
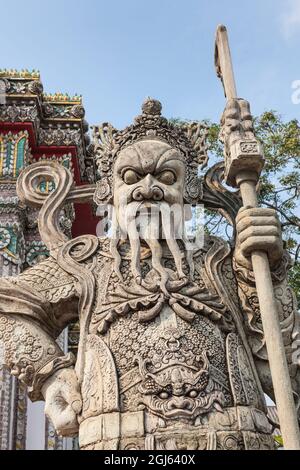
[281,0,300,39]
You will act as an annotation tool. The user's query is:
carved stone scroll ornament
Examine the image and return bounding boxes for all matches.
[16,161,73,252]
[16,161,96,254]
[57,236,99,383]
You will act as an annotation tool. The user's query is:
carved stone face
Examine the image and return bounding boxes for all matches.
[113,139,185,214]
[111,139,189,287]
[137,352,225,421]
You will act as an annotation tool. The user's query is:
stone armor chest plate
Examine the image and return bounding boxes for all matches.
[77,241,274,450]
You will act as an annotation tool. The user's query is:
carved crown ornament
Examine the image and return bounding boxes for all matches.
[15,98,241,255]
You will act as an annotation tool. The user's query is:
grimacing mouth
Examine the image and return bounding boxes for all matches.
[138,393,225,420]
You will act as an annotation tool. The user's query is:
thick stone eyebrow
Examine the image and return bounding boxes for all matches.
[156,148,185,170]
[115,143,184,175]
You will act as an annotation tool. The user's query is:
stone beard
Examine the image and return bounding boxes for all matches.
[0,98,299,451]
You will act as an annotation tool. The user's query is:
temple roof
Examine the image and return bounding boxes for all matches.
[43,93,82,104]
[0,69,94,184]
[0,69,40,79]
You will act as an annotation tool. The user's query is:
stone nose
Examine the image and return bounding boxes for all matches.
[132,175,164,201]
[167,397,193,410]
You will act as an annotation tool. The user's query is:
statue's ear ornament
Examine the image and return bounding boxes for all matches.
[91,122,117,205]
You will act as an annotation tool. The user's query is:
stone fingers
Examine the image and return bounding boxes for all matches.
[240,235,282,257]
[235,206,283,267]
[236,207,279,225]
[238,226,280,245]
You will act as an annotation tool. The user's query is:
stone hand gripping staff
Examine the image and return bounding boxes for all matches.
[215,24,300,449]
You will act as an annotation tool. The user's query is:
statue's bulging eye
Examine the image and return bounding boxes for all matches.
[188,390,198,398]
[123,169,141,184]
[157,170,176,185]
[159,391,169,399]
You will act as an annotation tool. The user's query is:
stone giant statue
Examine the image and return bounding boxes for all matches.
[0,98,299,450]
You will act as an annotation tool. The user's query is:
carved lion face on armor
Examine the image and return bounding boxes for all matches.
[136,348,225,422]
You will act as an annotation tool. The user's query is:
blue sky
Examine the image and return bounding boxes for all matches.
[1,0,300,128]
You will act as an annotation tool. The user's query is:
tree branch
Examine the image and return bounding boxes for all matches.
[262,201,300,229]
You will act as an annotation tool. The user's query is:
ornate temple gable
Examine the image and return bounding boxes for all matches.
[0,68,93,185]
[0,69,98,260]
[0,69,85,123]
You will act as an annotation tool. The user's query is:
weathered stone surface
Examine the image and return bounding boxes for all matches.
[0,98,299,450]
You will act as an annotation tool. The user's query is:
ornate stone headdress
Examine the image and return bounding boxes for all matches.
[92,98,209,204]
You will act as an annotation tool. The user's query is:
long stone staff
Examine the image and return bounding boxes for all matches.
[215,24,300,450]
